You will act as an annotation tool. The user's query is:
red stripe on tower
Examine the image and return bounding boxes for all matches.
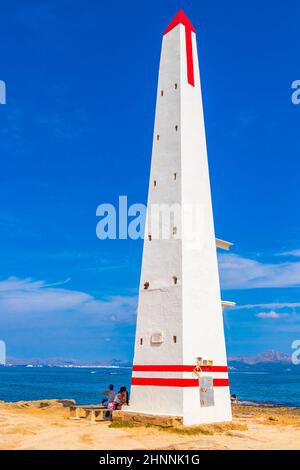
[133,365,228,373]
[131,378,229,387]
[185,28,194,86]
[164,10,196,87]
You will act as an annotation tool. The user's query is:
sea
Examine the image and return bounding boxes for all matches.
[0,364,299,407]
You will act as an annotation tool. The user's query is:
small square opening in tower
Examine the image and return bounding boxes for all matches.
[173,336,177,343]
[173,173,177,181]
[156,134,160,141]
[160,90,164,96]
[154,180,157,187]
[175,83,178,89]
[151,333,163,344]
[172,276,178,285]
[175,125,178,131]
[140,338,143,346]
[148,234,152,241]
[144,282,150,290]
[172,227,177,236]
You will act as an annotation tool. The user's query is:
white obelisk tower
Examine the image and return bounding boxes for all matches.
[129,10,233,425]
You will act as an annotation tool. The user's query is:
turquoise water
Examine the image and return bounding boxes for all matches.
[0,365,299,407]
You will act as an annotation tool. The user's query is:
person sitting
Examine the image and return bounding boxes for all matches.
[102,384,116,406]
[122,386,129,405]
[108,386,129,410]
[231,394,238,404]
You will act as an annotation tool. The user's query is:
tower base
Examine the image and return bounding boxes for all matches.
[129,385,232,426]
[115,405,232,428]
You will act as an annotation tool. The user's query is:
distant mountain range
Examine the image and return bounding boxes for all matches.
[4,357,132,367]
[228,350,291,365]
[2,349,292,367]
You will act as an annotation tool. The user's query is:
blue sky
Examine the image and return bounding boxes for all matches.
[0,0,300,362]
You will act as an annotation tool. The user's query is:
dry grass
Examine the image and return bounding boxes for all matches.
[109,420,136,429]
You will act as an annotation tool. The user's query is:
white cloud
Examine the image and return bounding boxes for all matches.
[0,277,137,325]
[233,302,300,310]
[276,249,300,258]
[256,311,289,319]
[218,253,300,289]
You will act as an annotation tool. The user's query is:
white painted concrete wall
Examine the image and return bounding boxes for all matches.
[130,19,232,425]
[132,24,183,367]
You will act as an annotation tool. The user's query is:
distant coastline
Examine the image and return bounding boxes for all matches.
[1,349,294,368]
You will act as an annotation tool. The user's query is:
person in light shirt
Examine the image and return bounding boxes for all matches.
[102,384,116,406]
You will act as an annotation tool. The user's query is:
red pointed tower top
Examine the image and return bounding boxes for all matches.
[164,10,196,35]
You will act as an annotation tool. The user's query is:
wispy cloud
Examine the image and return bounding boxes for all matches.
[218,253,300,289]
[256,311,289,319]
[0,277,137,325]
[0,101,89,153]
[233,302,300,310]
[275,249,300,258]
